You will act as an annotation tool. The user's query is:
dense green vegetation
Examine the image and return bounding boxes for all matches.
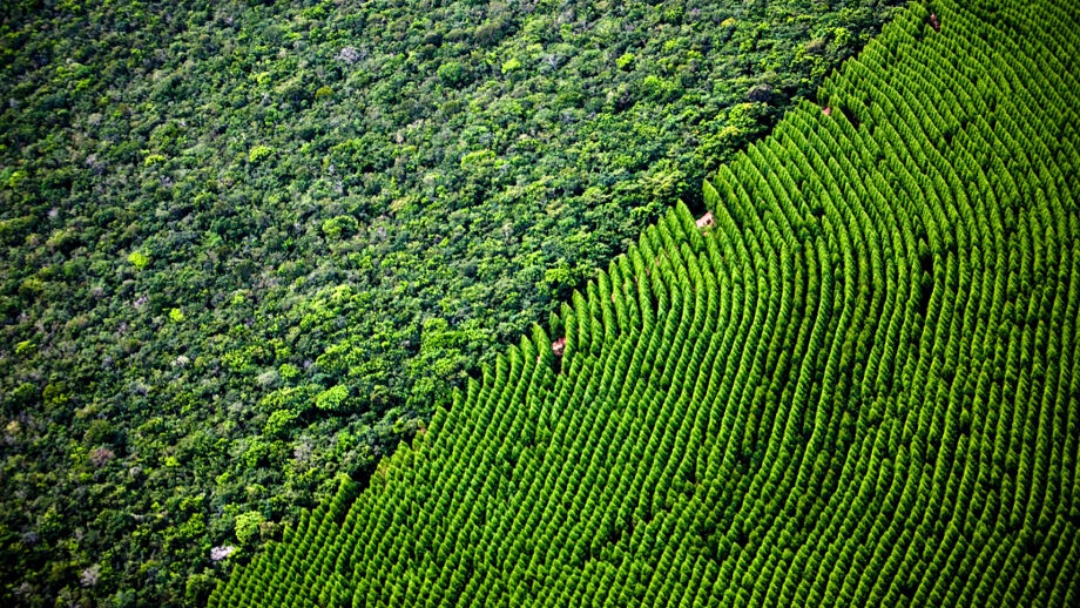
[213,0,1080,605]
[0,0,904,605]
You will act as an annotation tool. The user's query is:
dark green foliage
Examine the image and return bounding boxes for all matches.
[214,0,1080,605]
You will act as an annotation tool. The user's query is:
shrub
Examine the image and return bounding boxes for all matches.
[315,385,349,411]
[501,57,522,74]
[437,61,467,87]
[279,363,302,381]
[127,251,150,269]
[248,145,274,164]
[321,215,359,241]
[264,409,298,437]
[235,512,265,545]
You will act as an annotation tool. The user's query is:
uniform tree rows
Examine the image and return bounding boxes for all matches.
[211,0,1080,605]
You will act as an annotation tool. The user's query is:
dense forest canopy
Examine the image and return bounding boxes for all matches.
[0,0,902,605]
